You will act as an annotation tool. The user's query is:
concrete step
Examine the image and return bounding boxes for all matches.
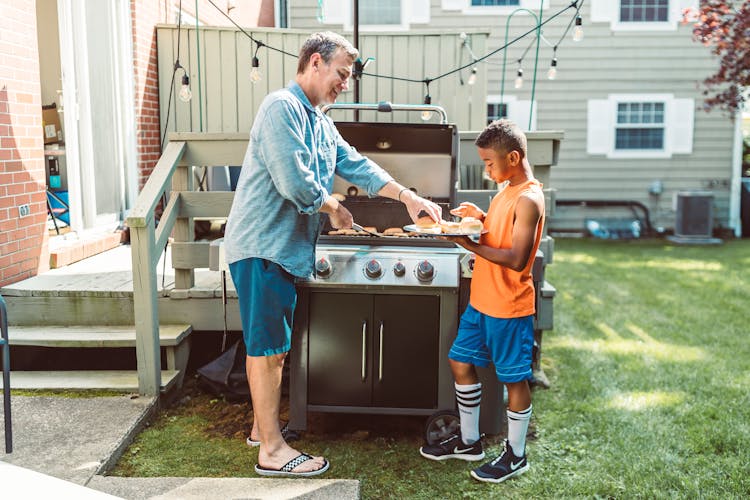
[1,370,180,392]
[7,324,192,348]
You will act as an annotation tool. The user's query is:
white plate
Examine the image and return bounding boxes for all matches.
[403,224,487,237]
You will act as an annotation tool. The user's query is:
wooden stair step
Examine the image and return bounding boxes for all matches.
[1,370,181,392]
[7,324,192,348]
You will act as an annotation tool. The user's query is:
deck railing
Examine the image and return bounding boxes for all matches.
[127,133,247,395]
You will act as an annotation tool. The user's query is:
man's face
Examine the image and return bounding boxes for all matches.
[477,147,514,184]
[310,48,353,106]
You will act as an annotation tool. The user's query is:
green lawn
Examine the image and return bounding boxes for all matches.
[112,238,750,498]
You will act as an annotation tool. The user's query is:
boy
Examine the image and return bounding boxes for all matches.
[419,119,545,483]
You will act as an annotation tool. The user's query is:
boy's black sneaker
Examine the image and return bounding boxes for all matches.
[419,434,485,461]
[470,440,529,483]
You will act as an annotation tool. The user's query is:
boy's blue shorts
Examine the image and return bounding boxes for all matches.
[229,257,296,357]
[448,304,534,383]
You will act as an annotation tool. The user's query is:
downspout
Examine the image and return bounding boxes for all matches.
[729,111,742,237]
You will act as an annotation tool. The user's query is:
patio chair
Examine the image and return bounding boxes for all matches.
[0,293,11,453]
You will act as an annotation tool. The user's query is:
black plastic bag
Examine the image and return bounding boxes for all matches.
[196,340,251,403]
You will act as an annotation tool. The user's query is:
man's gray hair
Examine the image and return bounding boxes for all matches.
[474,119,527,158]
[297,31,359,74]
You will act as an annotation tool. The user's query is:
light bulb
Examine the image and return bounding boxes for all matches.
[547,58,557,80]
[250,56,261,83]
[514,69,524,89]
[573,16,583,42]
[179,73,192,102]
[421,94,433,121]
[467,67,477,86]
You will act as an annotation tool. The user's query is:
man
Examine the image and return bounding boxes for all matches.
[224,31,441,478]
[419,119,544,484]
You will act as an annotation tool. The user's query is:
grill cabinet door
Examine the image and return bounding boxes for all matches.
[308,292,372,406]
[372,295,439,408]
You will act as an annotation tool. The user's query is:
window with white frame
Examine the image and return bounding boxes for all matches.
[589,0,698,31]
[619,0,669,22]
[615,102,665,150]
[321,0,429,30]
[361,0,400,25]
[587,94,694,158]
[487,95,537,130]
[487,102,508,124]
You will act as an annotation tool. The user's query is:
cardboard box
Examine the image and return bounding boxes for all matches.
[42,103,63,144]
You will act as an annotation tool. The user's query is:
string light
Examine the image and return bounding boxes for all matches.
[573,15,584,42]
[250,41,263,84]
[467,66,478,86]
[178,67,192,102]
[514,66,524,89]
[421,81,433,121]
[195,0,583,110]
[547,52,558,80]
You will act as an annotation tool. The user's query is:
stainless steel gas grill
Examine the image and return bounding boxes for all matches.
[288,107,504,438]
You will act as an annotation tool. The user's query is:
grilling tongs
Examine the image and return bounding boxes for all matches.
[351,222,383,237]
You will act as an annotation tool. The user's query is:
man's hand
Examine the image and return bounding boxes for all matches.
[328,203,353,229]
[402,190,442,223]
[450,202,485,220]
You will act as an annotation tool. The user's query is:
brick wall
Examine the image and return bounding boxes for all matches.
[0,3,48,287]
[131,0,270,191]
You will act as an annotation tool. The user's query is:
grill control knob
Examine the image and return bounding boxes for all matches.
[315,257,332,278]
[416,260,435,283]
[365,259,383,279]
[393,261,406,277]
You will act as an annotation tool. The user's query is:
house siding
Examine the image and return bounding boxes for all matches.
[0,2,48,287]
[289,0,736,233]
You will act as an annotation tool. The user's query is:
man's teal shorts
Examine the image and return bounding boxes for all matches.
[229,257,296,357]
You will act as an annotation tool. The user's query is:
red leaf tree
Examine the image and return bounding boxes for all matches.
[683,1,750,113]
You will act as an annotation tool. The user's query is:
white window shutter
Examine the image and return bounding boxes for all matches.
[441,0,465,11]
[409,0,431,24]
[590,0,617,23]
[507,100,536,132]
[587,99,612,155]
[670,98,694,154]
[321,0,346,24]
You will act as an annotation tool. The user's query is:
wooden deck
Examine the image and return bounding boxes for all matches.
[0,244,240,331]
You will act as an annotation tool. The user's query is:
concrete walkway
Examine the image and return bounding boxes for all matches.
[0,395,359,499]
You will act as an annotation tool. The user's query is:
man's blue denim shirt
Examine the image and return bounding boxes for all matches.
[224,82,393,278]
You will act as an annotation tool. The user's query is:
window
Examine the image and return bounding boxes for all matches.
[361,0,400,25]
[487,103,508,124]
[471,0,519,6]
[619,0,669,22]
[615,102,665,150]
[322,0,429,31]
[587,94,694,158]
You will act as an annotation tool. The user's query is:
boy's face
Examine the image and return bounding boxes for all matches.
[477,147,518,184]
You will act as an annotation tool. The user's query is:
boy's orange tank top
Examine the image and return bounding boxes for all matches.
[469,179,544,319]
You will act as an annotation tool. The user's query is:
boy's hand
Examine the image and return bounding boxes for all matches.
[450,202,484,220]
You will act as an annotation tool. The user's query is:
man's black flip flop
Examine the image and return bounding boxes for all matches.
[254,453,330,478]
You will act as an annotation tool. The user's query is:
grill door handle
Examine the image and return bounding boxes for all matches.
[361,321,367,382]
[378,321,384,382]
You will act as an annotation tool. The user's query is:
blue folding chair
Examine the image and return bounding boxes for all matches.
[0,294,11,453]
